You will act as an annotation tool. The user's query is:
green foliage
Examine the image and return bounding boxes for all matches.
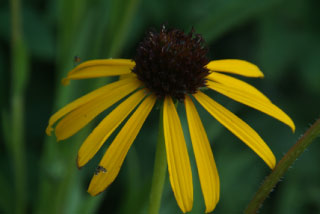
[0,0,319,213]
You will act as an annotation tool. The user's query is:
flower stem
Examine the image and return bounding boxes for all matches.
[245,118,320,214]
[149,106,167,214]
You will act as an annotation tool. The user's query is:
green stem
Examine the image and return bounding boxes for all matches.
[149,107,167,214]
[9,0,29,213]
[245,118,320,214]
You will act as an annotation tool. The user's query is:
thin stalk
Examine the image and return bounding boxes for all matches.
[245,118,320,214]
[149,107,167,214]
[10,0,29,213]
[106,0,140,58]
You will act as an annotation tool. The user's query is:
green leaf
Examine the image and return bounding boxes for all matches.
[196,0,282,43]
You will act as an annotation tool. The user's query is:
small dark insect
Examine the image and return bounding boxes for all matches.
[73,56,81,66]
[74,55,81,63]
[94,166,107,175]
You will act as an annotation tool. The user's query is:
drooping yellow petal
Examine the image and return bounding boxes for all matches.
[205,59,264,78]
[55,78,142,141]
[206,72,270,102]
[185,96,219,213]
[77,89,148,168]
[46,77,139,136]
[194,91,276,169]
[62,59,135,85]
[163,96,193,213]
[119,73,136,80]
[88,94,156,195]
[206,81,295,132]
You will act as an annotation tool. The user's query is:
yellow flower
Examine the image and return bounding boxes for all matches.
[46,26,294,213]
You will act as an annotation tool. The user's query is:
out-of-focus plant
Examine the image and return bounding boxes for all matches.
[0,0,319,213]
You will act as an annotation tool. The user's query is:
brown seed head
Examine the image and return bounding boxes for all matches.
[133,26,210,101]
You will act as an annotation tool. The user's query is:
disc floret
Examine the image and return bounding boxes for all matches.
[133,26,210,101]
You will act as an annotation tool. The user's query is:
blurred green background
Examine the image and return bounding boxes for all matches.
[1,0,320,213]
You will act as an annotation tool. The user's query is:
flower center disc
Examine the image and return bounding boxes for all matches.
[133,26,210,101]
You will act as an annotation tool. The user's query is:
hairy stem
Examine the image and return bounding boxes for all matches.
[245,118,320,214]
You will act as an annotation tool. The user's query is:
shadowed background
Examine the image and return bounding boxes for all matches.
[0,0,319,213]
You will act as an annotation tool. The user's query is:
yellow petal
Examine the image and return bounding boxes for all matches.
[46,77,139,136]
[55,78,142,141]
[88,94,156,195]
[119,73,136,80]
[77,89,148,167]
[163,96,193,213]
[205,59,264,78]
[207,72,270,102]
[62,59,135,85]
[194,91,276,169]
[206,81,295,132]
[185,96,219,213]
